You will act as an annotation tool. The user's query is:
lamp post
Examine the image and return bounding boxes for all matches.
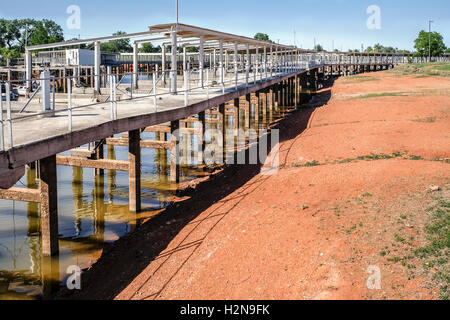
[429,19,433,62]
[176,0,179,24]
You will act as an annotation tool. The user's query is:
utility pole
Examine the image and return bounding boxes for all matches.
[428,19,433,62]
[176,0,179,24]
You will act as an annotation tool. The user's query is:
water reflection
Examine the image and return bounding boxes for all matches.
[0,104,290,300]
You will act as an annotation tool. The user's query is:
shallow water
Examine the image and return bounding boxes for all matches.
[0,103,289,300]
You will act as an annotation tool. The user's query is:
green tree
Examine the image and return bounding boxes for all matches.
[0,18,64,52]
[0,19,21,49]
[140,43,161,53]
[314,44,324,52]
[0,47,21,60]
[100,31,132,53]
[27,19,64,47]
[445,48,450,54]
[185,46,199,53]
[414,30,447,57]
[254,33,272,42]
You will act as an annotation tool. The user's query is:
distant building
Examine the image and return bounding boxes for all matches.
[35,49,119,67]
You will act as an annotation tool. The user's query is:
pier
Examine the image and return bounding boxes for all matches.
[0,22,422,262]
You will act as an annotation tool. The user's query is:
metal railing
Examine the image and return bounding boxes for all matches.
[0,54,406,152]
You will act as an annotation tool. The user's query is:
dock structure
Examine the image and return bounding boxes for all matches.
[0,23,412,257]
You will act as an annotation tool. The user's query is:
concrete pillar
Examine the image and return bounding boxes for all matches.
[254,92,260,130]
[41,71,51,111]
[198,111,206,165]
[268,88,274,117]
[95,141,104,176]
[262,91,268,120]
[170,28,178,94]
[245,93,251,128]
[25,50,33,94]
[234,98,240,131]
[170,121,180,183]
[219,103,227,163]
[128,130,141,212]
[39,155,59,257]
[133,42,139,89]
[234,97,241,164]
[199,36,205,87]
[94,41,101,94]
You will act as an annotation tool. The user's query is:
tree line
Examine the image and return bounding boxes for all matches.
[1,19,449,61]
[308,31,450,56]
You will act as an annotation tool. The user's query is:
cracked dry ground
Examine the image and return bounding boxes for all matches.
[58,70,450,300]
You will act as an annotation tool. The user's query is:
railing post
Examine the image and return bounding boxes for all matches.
[113,75,118,119]
[67,78,72,132]
[184,69,188,107]
[6,82,13,149]
[0,84,3,151]
[52,76,56,111]
[234,42,238,91]
[109,73,114,120]
[130,72,133,100]
[206,68,210,100]
[153,71,157,112]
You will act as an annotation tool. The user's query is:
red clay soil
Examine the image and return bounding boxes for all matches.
[55,70,450,300]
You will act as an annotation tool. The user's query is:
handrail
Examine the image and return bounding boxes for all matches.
[19,86,42,113]
[0,59,407,151]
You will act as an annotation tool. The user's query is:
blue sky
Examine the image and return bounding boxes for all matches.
[1,0,450,51]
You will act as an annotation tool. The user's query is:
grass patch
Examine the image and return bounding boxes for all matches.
[392,63,450,78]
[357,154,395,161]
[409,155,424,161]
[356,92,406,99]
[413,117,436,123]
[291,152,448,169]
[435,64,450,71]
[413,199,450,300]
[343,75,378,83]
[293,160,321,168]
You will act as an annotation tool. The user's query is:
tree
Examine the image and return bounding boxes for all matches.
[254,33,272,42]
[0,18,64,53]
[27,19,64,47]
[414,30,447,57]
[0,47,21,60]
[314,44,324,52]
[185,46,199,53]
[100,31,132,53]
[0,19,21,49]
[140,42,161,53]
[446,48,450,54]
